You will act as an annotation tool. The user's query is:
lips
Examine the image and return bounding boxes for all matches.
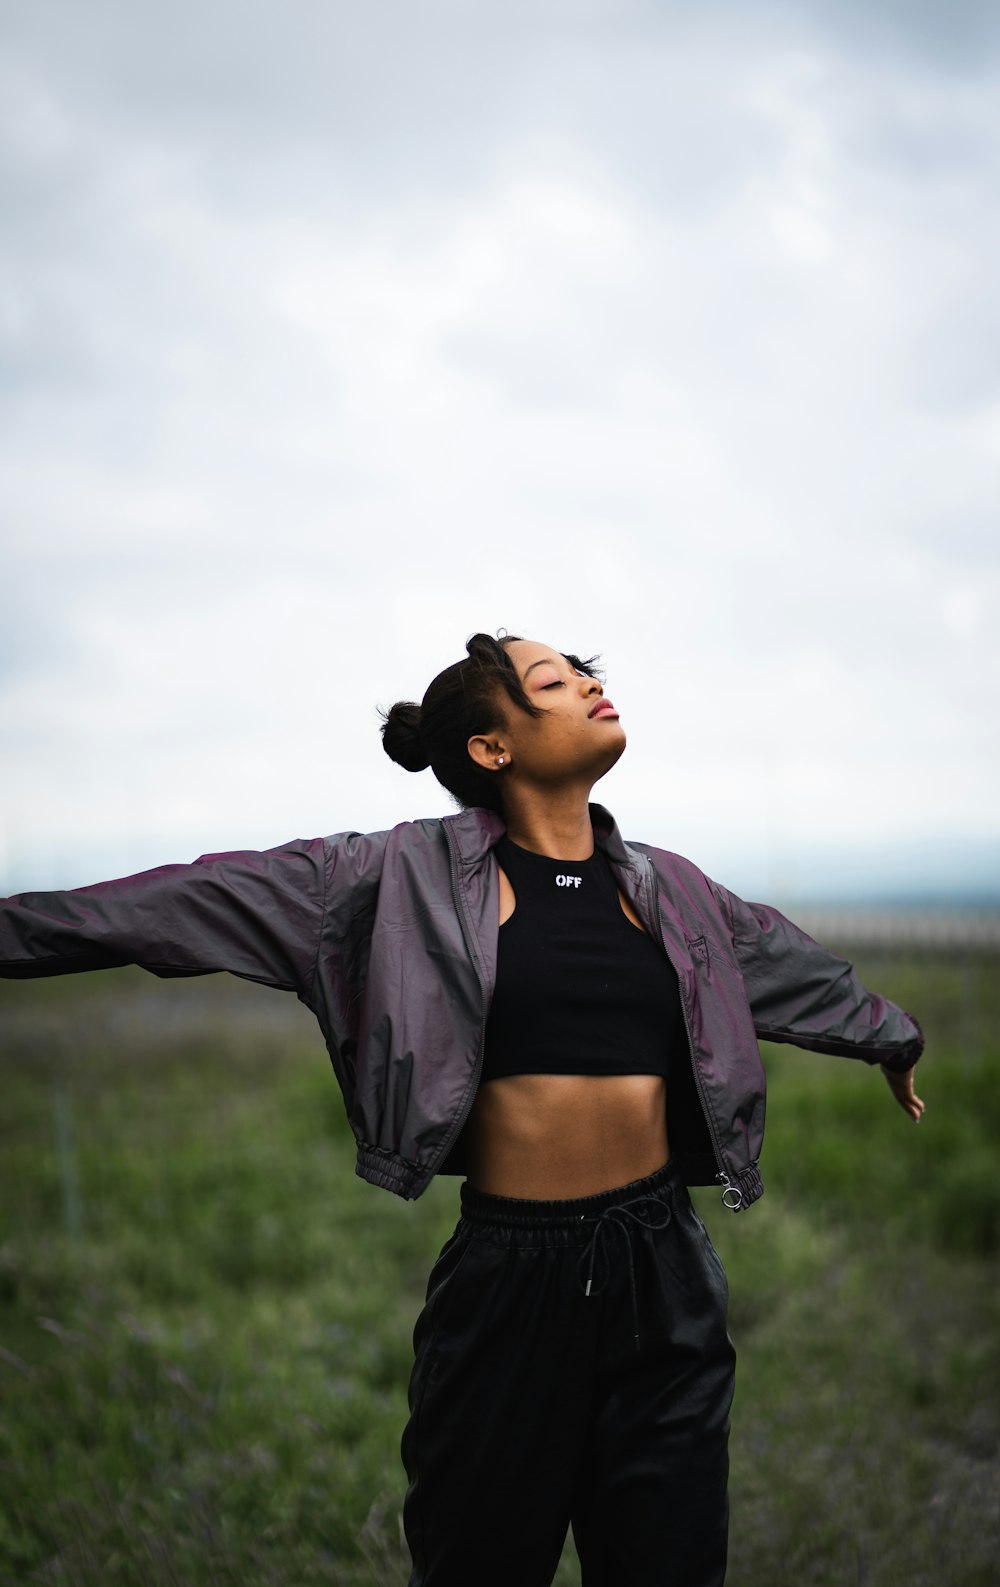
[589,698,619,719]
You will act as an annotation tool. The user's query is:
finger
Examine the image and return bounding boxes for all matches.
[882,1068,925,1121]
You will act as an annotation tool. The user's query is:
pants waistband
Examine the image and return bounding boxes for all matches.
[459,1157,682,1239]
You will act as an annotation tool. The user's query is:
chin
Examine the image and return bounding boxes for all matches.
[594,733,627,779]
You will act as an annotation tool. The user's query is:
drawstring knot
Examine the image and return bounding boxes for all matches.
[578,1193,673,1353]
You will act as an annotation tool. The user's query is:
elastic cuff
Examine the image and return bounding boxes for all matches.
[355,1143,423,1198]
[878,1010,924,1074]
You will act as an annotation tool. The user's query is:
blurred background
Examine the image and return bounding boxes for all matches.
[2,4,999,1585]
[2,0,998,911]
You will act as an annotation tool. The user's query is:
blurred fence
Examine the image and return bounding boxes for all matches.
[793,906,1000,952]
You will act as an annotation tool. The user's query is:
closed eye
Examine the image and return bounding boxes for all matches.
[541,680,565,689]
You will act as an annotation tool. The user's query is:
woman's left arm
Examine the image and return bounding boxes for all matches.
[708,881,925,1118]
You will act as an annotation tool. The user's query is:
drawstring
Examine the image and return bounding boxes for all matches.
[578,1193,673,1353]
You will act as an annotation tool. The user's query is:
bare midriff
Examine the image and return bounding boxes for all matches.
[463,1072,670,1200]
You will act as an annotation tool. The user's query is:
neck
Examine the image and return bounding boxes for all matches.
[500,786,596,861]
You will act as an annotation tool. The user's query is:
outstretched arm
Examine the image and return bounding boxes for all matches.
[0,838,330,997]
[709,881,925,1103]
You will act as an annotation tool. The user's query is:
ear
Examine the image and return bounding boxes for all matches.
[467,734,510,773]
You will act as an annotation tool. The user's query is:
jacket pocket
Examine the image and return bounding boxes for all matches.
[687,934,710,973]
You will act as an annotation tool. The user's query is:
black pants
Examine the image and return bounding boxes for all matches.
[402,1160,736,1586]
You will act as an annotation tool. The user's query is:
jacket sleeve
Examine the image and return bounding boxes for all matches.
[0,839,330,997]
[709,882,924,1072]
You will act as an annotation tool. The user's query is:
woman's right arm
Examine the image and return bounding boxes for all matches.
[0,838,332,996]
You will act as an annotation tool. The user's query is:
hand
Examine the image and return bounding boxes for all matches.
[882,1064,925,1122]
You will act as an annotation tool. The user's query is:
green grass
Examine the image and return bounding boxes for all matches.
[0,953,997,1585]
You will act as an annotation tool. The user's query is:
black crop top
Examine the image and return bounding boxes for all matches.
[481,835,684,1082]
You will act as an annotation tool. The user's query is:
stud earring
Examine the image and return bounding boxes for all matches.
[497,756,505,767]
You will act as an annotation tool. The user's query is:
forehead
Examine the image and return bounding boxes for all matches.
[505,639,566,677]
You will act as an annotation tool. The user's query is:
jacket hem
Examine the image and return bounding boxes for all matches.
[729,1163,764,1210]
[672,1151,765,1211]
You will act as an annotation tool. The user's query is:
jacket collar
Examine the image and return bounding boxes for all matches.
[445,802,635,872]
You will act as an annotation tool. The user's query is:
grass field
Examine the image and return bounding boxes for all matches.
[1,951,997,1585]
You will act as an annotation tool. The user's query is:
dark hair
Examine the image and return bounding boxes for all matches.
[380,633,600,813]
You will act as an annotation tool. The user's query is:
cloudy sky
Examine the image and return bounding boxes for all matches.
[2,0,998,903]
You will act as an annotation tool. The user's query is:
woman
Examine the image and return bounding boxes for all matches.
[0,632,924,1587]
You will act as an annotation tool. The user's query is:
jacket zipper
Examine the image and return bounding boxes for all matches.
[425,829,491,1179]
[639,857,743,1211]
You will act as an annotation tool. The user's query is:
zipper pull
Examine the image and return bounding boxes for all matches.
[717,1172,743,1211]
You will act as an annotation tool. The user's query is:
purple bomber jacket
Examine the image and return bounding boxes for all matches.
[0,803,923,1211]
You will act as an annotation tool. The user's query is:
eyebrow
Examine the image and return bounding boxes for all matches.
[522,657,563,678]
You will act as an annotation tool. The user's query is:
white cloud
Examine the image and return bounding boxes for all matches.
[2,3,998,899]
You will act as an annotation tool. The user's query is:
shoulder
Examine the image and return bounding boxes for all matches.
[590,805,729,913]
[626,838,698,870]
[322,816,442,868]
[626,839,716,892]
[322,807,502,874]
[625,839,738,933]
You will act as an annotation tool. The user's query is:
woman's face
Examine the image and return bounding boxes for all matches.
[486,638,627,789]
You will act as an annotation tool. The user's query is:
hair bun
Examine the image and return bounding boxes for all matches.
[380,700,430,772]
